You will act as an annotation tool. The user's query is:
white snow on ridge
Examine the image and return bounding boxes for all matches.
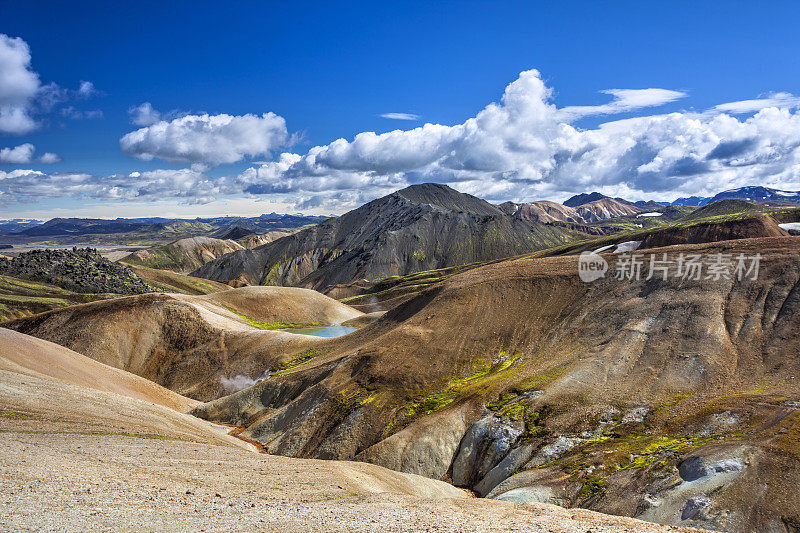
[779,223,800,232]
[614,240,642,253]
[637,212,662,217]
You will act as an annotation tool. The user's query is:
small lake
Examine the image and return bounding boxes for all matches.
[282,325,357,337]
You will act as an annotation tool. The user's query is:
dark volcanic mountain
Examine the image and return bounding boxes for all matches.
[192,183,582,290]
[563,191,608,207]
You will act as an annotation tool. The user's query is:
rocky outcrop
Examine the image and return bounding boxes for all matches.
[451,414,524,487]
[0,247,153,294]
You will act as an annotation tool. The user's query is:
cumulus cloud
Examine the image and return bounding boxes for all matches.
[0,143,35,164]
[0,166,236,205]
[119,112,289,165]
[0,34,41,134]
[0,34,100,134]
[380,112,420,120]
[0,143,61,165]
[7,69,800,211]
[77,80,97,98]
[128,102,161,126]
[38,152,62,164]
[231,69,800,208]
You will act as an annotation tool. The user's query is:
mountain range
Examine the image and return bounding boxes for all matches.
[0,213,328,246]
[192,183,584,289]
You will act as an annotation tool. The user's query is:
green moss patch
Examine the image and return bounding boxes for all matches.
[271,349,320,375]
[224,306,319,330]
[383,350,529,436]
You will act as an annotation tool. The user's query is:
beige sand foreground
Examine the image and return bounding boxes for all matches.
[0,328,698,531]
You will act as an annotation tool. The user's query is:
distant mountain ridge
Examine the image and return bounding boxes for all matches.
[7,213,327,237]
[562,186,800,209]
[192,183,582,290]
[563,191,608,207]
[671,186,800,206]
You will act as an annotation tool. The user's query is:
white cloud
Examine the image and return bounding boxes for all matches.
[38,152,62,164]
[559,88,687,120]
[714,92,800,114]
[128,102,161,126]
[0,144,61,165]
[0,34,100,134]
[77,80,97,98]
[119,112,289,165]
[0,143,35,164]
[0,167,235,205]
[7,69,800,213]
[0,34,40,134]
[233,69,800,209]
[61,106,103,119]
[380,112,420,120]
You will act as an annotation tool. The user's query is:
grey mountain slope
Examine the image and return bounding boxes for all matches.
[192,184,582,290]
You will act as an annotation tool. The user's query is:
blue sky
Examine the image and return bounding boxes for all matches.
[2,0,800,219]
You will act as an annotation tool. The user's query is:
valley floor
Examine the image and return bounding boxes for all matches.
[0,431,700,533]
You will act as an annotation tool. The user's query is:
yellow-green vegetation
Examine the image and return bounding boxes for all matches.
[0,429,180,440]
[578,474,608,501]
[120,247,189,271]
[262,262,282,285]
[614,434,717,470]
[270,349,320,375]
[339,263,484,306]
[773,410,800,460]
[650,390,695,416]
[515,365,568,391]
[487,391,545,438]
[0,410,40,420]
[383,351,530,436]
[548,432,723,477]
[333,386,379,419]
[224,306,319,330]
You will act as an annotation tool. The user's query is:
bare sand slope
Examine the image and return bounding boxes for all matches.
[0,327,197,412]
[0,330,693,532]
[0,433,700,532]
[4,285,362,400]
[185,284,364,325]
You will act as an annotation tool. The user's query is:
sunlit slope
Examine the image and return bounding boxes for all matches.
[195,236,800,531]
